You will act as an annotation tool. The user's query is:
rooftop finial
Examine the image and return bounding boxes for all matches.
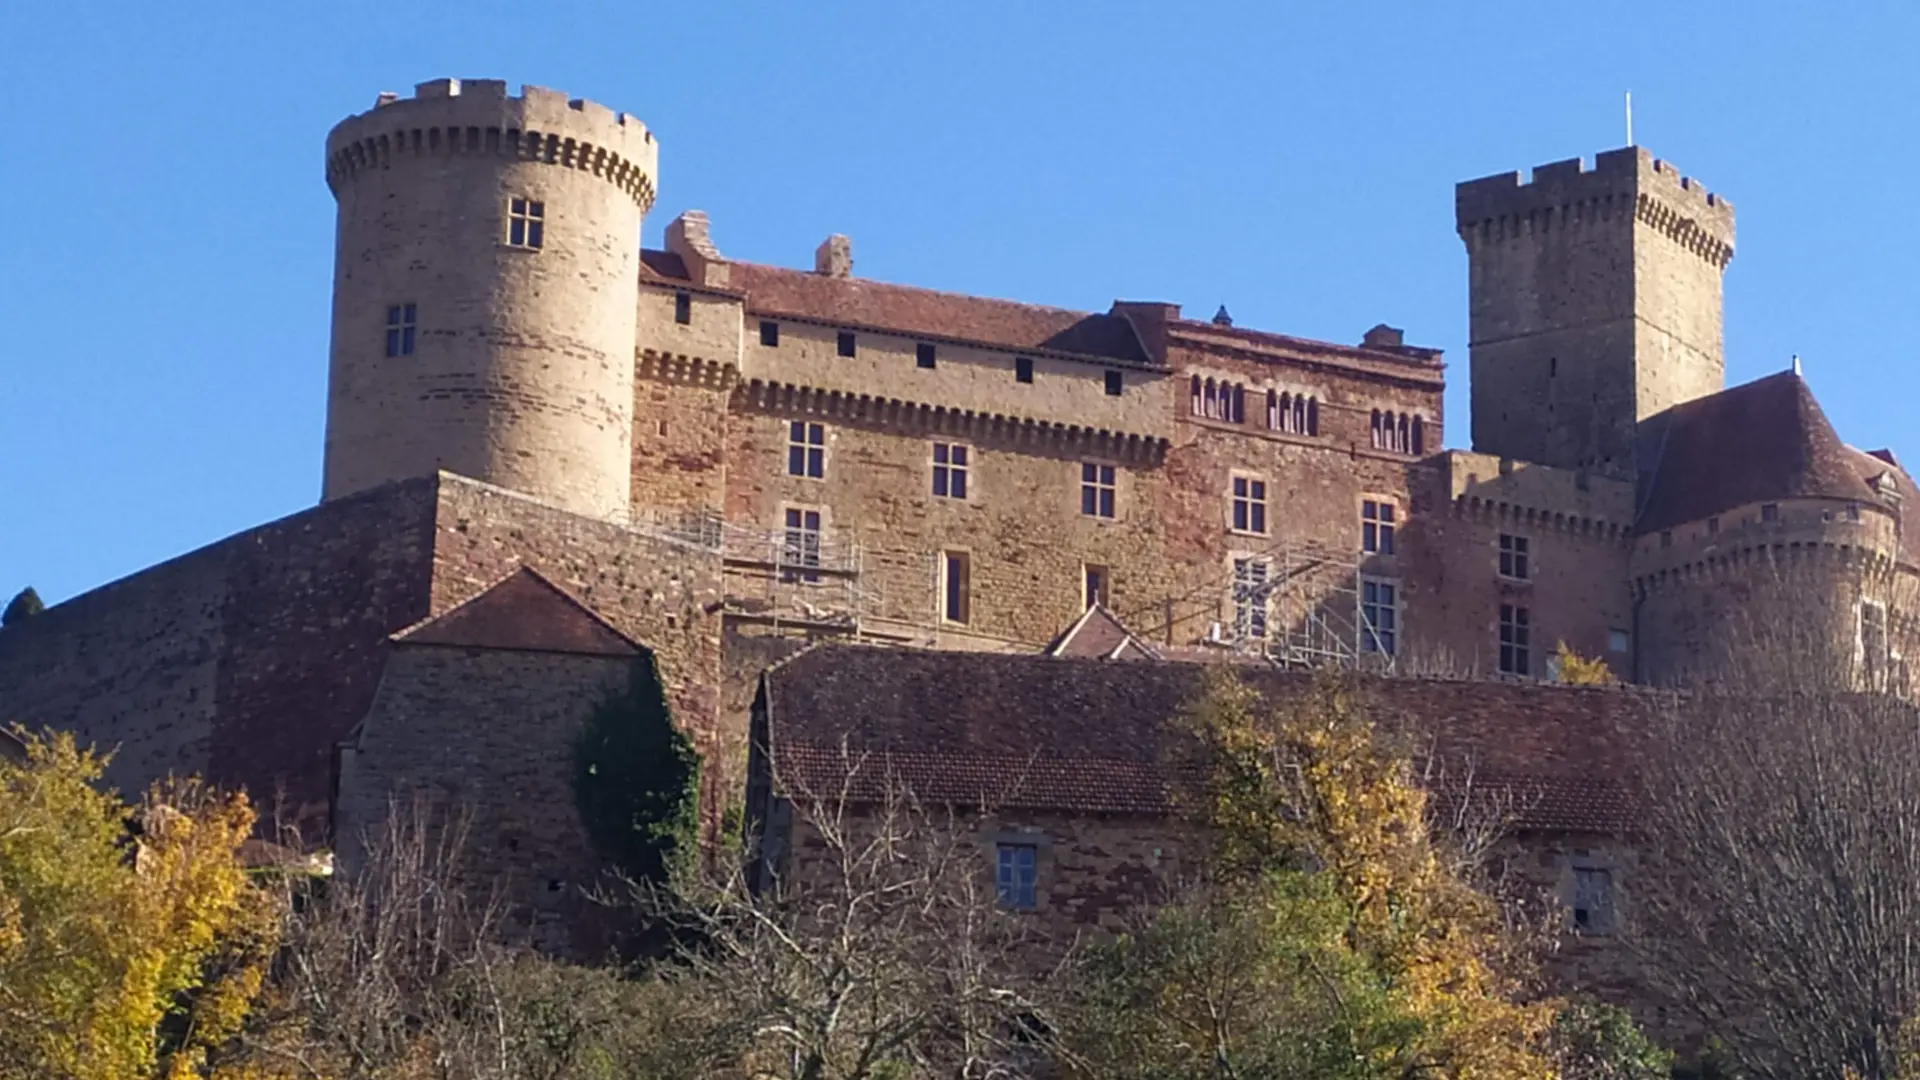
[1212,305,1233,327]
[1792,354,1802,376]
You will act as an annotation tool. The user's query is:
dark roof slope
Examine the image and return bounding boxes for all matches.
[1046,604,1161,661]
[762,646,1649,833]
[393,567,644,657]
[1637,371,1877,533]
[641,254,1150,366]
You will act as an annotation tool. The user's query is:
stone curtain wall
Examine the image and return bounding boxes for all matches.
[0,480,439,819]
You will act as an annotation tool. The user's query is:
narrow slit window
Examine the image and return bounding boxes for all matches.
[942,550,971,625]
[674,291,691,325]
[1083,564,1110,610]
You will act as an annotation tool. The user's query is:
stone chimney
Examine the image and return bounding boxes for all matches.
[814,234,852,278]
[665,211,730,289]
[1362,323,1405,349]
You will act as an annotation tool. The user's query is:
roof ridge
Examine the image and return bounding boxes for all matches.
[728,258,1092,319]
[392,565,644,653]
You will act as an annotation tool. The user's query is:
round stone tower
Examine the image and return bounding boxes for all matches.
[321,78,657,521]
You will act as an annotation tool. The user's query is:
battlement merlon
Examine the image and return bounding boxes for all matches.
[1455,146,1735,255]
[324,78,659,209]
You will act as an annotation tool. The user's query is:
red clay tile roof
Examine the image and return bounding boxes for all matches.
[1046,604,1162,661]
[640,252,1152,366]
[392,567,644,657]
[762,646,1649,834]
[1637,371,1879,533]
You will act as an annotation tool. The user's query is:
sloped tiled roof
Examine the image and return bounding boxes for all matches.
[1045,604,1162,661]
[762,646,1649,834]
[640,253,1152,366]
[1637,371,1878,533]
[392,567,644,657]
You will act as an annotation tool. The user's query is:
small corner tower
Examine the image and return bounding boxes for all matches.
[321,78,658,521]
[1455,147,1734,480]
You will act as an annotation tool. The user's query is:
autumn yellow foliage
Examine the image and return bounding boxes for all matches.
[0,726,278,1080]
[1552,642,1615,686]
[1172,669,1556,1080]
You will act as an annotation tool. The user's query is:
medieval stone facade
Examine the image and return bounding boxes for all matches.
[0,77,1914,1005]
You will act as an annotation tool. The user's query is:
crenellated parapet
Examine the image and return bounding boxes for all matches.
[325,78,658,211]
[1456,147,1733,269]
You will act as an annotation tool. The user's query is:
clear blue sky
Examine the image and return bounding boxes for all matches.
[4,2,1915,605]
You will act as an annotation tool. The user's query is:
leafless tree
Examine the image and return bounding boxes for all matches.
[1627,569,1920,1080]
[647,752,1064,1080]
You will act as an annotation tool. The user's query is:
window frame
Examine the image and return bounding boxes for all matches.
[836,330,856,357]
[673,291,691,325]
[1361,498,1397,555]
[1497,533,1530,580]
[1080,462,1117,520]
[932,442,970,500]
[1233,556,1271,640]
[506,196,545,249]
[786,420,826,479]
[995,842,1038,910]
[1361,577,1398,655]
[780,506,824,585]
[1230,474,1269,536]
[916,342,937,369]
[385,302,417,358]
[1015,356,1035,384]
[1083,564,1110,610]
[1104,369,1124,396]
[1499,603,1532,676]
[760,320,780,347]
[1571,866,1614,934]
[941,550,972,625]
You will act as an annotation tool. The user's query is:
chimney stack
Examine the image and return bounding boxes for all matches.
[815,234,852,278]
[1362,323,1405,349]
[665,211,730,288]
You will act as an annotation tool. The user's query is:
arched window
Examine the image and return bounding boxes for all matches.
[1370,410,1383,449]
[1411,416,1425,455]
[1203,378,1218,419]
[1231,384,1246,423]
[1190,375,1202,416]
[1293,395,1307,435]
[1306,397,1320,436]
[1397,413,1411,454]
[1267,389,1280,430]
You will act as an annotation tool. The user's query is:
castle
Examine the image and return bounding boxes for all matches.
[1,78,1913,959]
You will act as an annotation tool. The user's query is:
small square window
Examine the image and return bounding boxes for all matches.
[673,291,691,325]
[942,550,971,625]
[1762,503,1780,523]
[385,302,417,358]
[1499,604,1532,676]
[1105,370,1124,396]
[506,197,545,249]
[917,342,937,369]
[1083,564,1110,610]
[787,421,825,479]
[837,330,856,358]
[932,442,969,500]
[1608,628,1630,654]
[1231,476,1268,535]
[760,320,780,347]
[1362,500,1396,555]
[996,843,1037,909]
[1015,357,1034,384]
[1498,534,1529,579]
[1081,463,1117,519]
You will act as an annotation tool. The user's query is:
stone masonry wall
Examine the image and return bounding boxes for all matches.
[0,480,438,821]
[335,644,633,954]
